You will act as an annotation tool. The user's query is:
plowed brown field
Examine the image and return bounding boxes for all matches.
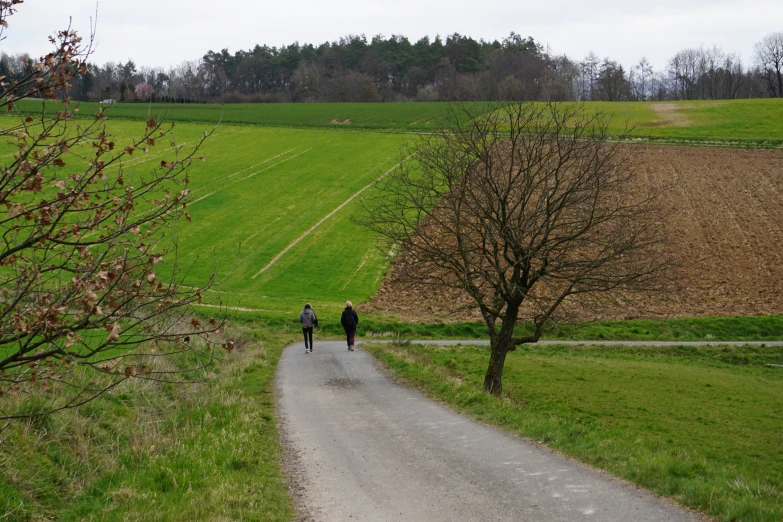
[367,145,783,322]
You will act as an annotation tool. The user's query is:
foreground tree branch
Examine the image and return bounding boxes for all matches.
[0,3,229,420]
[359,101,670,395]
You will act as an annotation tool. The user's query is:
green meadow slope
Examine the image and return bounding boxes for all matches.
[0,116,404,318]
[177,125,403,315]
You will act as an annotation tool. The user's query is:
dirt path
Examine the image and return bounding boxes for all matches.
[277,340,705,521]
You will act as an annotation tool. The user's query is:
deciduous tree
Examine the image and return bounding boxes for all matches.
[359,102,668,395]
[755,32,783,97]
[134,81,154,101]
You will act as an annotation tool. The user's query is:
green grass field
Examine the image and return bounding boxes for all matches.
[3,106,783,329]
[12,99,460,131]
[175,125,403,316]
[365,341,783,521]
[12,97,783,144]
[0,115,405,319]
[588,98,783,144]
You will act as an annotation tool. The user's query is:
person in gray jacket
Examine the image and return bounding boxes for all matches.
[299,303,318,353]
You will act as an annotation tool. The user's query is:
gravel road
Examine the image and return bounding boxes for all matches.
[276,340,705,522]
[389,339,783,347]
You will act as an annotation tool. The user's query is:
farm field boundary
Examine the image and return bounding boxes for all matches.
[3,106,783,321]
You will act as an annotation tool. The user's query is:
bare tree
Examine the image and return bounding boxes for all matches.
[0,3,228,420]
[668,48,704,100]
[755,32,783,97]
[359,102,668,395]
[579,52,600,100]
[717,52,745,99]
[292,60,326,101]
[631,57,653,101]
[596,58,631,101]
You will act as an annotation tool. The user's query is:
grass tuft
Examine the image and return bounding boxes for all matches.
[0,323,297,521]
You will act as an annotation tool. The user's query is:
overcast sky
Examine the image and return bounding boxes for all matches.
[3,1,782,71]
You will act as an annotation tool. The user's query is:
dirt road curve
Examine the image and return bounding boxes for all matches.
[277,341,703,521]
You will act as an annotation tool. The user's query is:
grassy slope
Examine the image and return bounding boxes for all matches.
[365,342,783,522]
[580,99,783,143]
[0,116,403,318]
[177,125,402,315]
[0,324,297,521]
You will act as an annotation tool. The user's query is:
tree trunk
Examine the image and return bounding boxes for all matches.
[483,341,509,395]
[483,306,519,396]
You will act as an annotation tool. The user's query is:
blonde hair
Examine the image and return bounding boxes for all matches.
[345,300,353,308]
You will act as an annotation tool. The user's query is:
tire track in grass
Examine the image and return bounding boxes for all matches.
[225,148,299,178]
[243,230,261,243]
[340,249,373,290]
[194,303,262,312]
[191,144,328,205]
[190,147,302,201]
[103,139,200,172]
[251,156,410,279]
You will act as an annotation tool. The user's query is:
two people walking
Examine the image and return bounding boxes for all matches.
[299,300,359,353]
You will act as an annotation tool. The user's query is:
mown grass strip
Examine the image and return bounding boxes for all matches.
[363,341,783,522]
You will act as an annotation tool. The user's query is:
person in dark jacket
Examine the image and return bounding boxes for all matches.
[340,301,359,351]
[299,303,318,353]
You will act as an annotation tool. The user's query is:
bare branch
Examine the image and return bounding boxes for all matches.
[0,8,228,420]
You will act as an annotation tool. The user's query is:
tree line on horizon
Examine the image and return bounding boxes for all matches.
[2,31,782,104]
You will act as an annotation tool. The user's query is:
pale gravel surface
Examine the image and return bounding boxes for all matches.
[277,340,708,522]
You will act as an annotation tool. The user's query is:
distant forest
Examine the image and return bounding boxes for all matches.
[3,31,782,103]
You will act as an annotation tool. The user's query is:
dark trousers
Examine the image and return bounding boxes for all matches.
[303,327,313,349]
[345,327,356,347]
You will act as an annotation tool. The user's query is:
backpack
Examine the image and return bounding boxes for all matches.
[301,309,315,328]
[344,310,356,329]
